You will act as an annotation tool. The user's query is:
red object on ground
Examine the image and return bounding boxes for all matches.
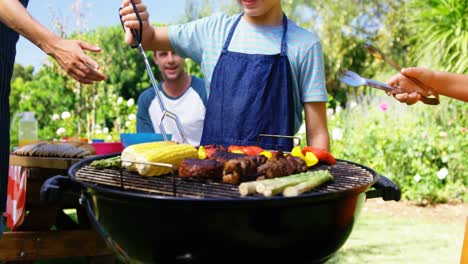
[302,146,336,165]
[4,166,28,231]
[92,142,124,155]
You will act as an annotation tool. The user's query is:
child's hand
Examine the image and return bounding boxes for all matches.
[119,0,153,47]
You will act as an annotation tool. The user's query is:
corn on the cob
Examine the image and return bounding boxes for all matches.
[121,141,177,171]
[135,143,199,177]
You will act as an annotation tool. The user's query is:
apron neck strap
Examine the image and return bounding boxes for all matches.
[222,13,289,56]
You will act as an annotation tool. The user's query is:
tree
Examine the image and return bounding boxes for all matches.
[406,0,468,74]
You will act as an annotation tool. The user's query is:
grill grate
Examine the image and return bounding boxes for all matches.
[75,161,373,199]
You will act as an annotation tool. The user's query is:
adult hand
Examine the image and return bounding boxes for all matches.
[119,0,153,47]
[50,39,107,84]
[386,67,435,105]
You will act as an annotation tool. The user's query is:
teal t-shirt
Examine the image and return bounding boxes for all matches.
[168,13,328,133]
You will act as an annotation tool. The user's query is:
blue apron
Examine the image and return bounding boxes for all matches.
[0,0,29,233]
[200,13,295,151]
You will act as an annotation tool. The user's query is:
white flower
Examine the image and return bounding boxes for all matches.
[128,113,136,121]
[349,101,357,109]
[125,121,131,127]
[413,174,421,182]
[103,127,109,133]
[421,131,428,139]
[106,135,113,141]
[61,111,71,120]
[52,114,60,121]
[117,97,123,105]
[127,98,135,107]
[326,108,334,118]
[56,127,66,136]
[336,106,343,114]
[437,168,448,180]
[332,128,343,140]
[442,156,449,163]
[439,131,447,138]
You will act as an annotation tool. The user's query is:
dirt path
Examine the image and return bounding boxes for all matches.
[363,199,468,224]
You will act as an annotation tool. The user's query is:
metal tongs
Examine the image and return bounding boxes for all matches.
[339,69,395,93]
[119,0,188,143]
[364,41,440,105]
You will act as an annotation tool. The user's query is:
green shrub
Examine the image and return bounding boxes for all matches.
[300,95,467,204]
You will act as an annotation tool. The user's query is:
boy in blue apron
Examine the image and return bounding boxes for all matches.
[120,0,330,152]
[0,0,106,236]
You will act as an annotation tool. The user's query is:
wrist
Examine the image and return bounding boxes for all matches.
[39,34,63,57]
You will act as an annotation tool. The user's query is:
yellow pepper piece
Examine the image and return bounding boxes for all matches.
[231,150,245,154]
[259,151,273,160]
[305,151,319,167]
[291,146,305,159]
[198,145,207,160]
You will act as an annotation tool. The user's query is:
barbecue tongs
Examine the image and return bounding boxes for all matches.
[119,0,187,143]
[364,42,440,105]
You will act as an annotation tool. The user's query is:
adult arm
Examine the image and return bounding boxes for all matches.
[304,102,330,152]
[0,0,106,84]
[387,67,468,103]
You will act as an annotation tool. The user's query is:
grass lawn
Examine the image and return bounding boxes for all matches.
[328,202,466,264]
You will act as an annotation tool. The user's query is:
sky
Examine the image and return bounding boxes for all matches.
[16,0,221,71]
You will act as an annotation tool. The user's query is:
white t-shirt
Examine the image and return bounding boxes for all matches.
[137,76,206,146]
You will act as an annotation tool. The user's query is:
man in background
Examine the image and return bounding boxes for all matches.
[137,51,206,146]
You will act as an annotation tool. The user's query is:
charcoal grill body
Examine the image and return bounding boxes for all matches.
[41,154,400,264]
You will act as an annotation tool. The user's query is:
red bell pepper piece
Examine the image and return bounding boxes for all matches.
[228,145,264,156]
[301,146,336,165]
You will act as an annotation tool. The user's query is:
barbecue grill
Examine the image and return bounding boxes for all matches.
[41,153,400,264]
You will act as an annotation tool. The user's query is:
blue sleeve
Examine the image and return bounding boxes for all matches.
[190,76,207,106]
[168,13,227,64]
[300,42,328,102]
[136,88,155,133]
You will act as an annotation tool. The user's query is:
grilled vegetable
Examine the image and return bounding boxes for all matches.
[134,143,199,177]
[302,147,336,165]
[239,170,333,197]
[283,170,333,197]
[90,156,121,169]
[121,141,177,171]
[291,146,319,167]
[228,145,264,156]
[239,172,311,196]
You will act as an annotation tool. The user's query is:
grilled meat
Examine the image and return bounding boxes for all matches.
[257,153,308,179]
[222,155,268,184]
[178,158,223,179]
[210,150,246,164]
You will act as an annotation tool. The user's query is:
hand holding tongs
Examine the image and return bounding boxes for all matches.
[119,0,187,143]
[364,41,440,105]
[339,69,395,93]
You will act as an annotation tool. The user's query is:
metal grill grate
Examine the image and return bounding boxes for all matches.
[74,161,373,199]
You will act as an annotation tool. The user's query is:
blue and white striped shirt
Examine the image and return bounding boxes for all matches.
[168,13,328,133]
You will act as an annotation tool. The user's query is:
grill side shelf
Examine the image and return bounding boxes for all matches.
[74,162,373,199]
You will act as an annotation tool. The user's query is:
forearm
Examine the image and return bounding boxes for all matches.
[304,102,330,151]
[0,0,61,55]
[143,26,173,51]
[433,71,468,102]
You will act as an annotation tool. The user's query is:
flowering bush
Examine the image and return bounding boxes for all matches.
[299,95,467,204]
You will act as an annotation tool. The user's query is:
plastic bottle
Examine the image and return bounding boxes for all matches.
[18,111,38,147]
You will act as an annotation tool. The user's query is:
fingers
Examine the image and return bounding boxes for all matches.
[77,40,102,53]
[119,3,147,18]
[401,67,423,78]
[394,92,421,105]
